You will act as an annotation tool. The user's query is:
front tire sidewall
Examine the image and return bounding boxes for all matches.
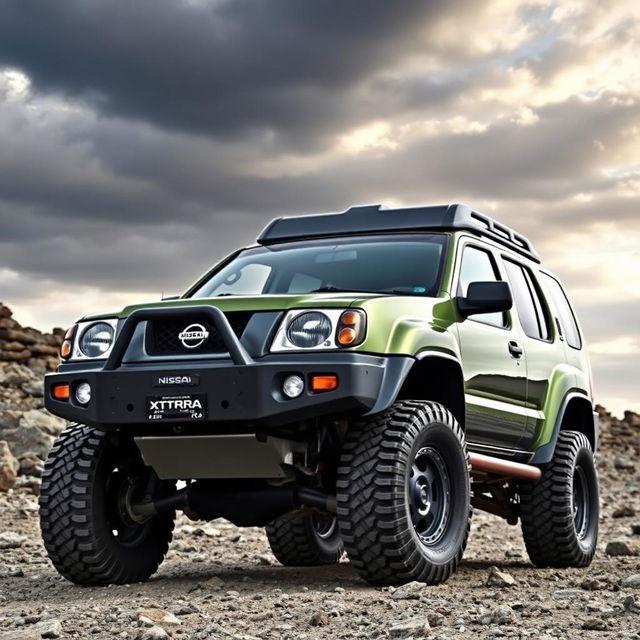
[40,425,174,586]
[405,422,470,566]
[573,446,599,556]
[337,401,470,586]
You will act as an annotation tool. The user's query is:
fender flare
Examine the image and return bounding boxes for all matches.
[530,391,598,464]
[363,351,463,417]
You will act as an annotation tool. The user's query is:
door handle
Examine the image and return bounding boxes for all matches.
[508,340,523,359]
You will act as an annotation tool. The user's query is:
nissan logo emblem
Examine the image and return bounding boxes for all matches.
[178,323,210,349]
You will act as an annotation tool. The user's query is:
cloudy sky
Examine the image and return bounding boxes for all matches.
[0,1,638,414]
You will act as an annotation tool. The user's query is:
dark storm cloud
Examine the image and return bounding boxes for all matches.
[0,0,458,148]
[0,1,638,412]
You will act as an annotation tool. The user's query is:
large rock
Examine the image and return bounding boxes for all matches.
[0,363,37,386]
[19,409,66,436]
[1,424,54,459]
[0,440,19,491]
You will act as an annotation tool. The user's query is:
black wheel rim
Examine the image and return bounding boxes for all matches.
[572,465,589,540]
[312,515,337,540]
[105,467,150,547]
[408,446,451,545]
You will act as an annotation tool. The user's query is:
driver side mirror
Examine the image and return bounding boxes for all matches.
[457,281,512,318]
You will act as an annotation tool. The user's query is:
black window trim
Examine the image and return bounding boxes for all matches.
[500,255,554,344]
[538,269,583,351]
[453,237,513,332]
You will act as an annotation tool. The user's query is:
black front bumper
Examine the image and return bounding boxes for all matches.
[45,353,411,430]
[46,305,413,431]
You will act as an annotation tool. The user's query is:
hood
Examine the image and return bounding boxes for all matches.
[80,292,385,321]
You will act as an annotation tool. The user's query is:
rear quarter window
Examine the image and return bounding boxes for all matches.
[539,273,582,349]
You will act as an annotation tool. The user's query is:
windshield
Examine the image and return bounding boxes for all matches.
[189,234,448,298]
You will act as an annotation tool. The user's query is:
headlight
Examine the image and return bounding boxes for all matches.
[270,309,366,352]
[287,312,332,348]
[78,322,115,358]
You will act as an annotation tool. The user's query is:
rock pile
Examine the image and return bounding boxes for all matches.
[0,302,63,372]
[1,305,68,492]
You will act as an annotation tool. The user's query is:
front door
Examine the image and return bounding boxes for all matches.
[454,241,528,453]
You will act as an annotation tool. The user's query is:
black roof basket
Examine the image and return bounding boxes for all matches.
[257,203,540,263]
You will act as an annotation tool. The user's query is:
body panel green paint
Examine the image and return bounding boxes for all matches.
[75,229,594,460]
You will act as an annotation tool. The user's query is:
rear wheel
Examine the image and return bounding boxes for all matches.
[40,424,175,585]
[336,400,471,585]
[519,430,599,567]
[266,513,343,566]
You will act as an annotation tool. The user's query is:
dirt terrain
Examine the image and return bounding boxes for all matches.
[0,303,639,639]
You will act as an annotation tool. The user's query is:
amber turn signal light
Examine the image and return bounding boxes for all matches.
[311,375,338,392]
[52,384,70,400]
[336,309,365,346]
[60,325,76,359]
[60,340,72,358]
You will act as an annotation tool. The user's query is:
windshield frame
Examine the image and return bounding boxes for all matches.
[184,232,450,299]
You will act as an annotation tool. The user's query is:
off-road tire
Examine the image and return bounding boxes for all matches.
[266,514,343,566]
[40,423,175,586]
[336,400,471,586]
[519,430,599,567]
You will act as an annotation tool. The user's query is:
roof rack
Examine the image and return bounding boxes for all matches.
[257,203,540,263]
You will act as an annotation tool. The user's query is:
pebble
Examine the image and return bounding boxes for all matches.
[34,619,63,638]
[136,626,169,640]
[389,580,425,600]
[0,531,26,549]
[476,604,516,625]
[138,609,181,630]
[612,504,636,518]
[620,574,640,588]
[582,617,607,630]
[581,578,605,591]
[389,617,430,637]
[309,611,330,627]
[605,539,640,556]
[486,566,517,588]
[613,456,635,470]
[624,596,640,614]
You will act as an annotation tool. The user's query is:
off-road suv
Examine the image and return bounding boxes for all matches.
[41,203,599,587]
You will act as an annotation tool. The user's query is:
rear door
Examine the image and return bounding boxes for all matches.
[501,258,566,451]
[454,240,529,453]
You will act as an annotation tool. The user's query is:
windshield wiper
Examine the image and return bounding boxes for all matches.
[309,286,423,296]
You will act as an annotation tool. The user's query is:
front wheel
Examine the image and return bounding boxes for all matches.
[336,401,471,586]
[519,430,599,567]
[40,424,175,586]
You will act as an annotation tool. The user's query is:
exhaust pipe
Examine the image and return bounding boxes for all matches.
[469,452,541,481]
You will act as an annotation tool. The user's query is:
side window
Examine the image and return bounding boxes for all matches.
[540,273,582,349]
[503,259,550,340]
[457,245,506,328]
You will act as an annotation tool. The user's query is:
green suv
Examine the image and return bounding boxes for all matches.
[41,203,599,586]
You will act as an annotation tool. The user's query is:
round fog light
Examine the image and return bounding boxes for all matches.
[75,382,92,405]
[282,375,304,399]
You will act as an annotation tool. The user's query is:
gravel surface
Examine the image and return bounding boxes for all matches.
[1,352,639,639]
[1,444,639,639]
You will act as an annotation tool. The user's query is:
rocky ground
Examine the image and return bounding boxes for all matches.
[0,303,639,640]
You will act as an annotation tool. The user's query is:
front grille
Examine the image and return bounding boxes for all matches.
[145,312,252,356]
